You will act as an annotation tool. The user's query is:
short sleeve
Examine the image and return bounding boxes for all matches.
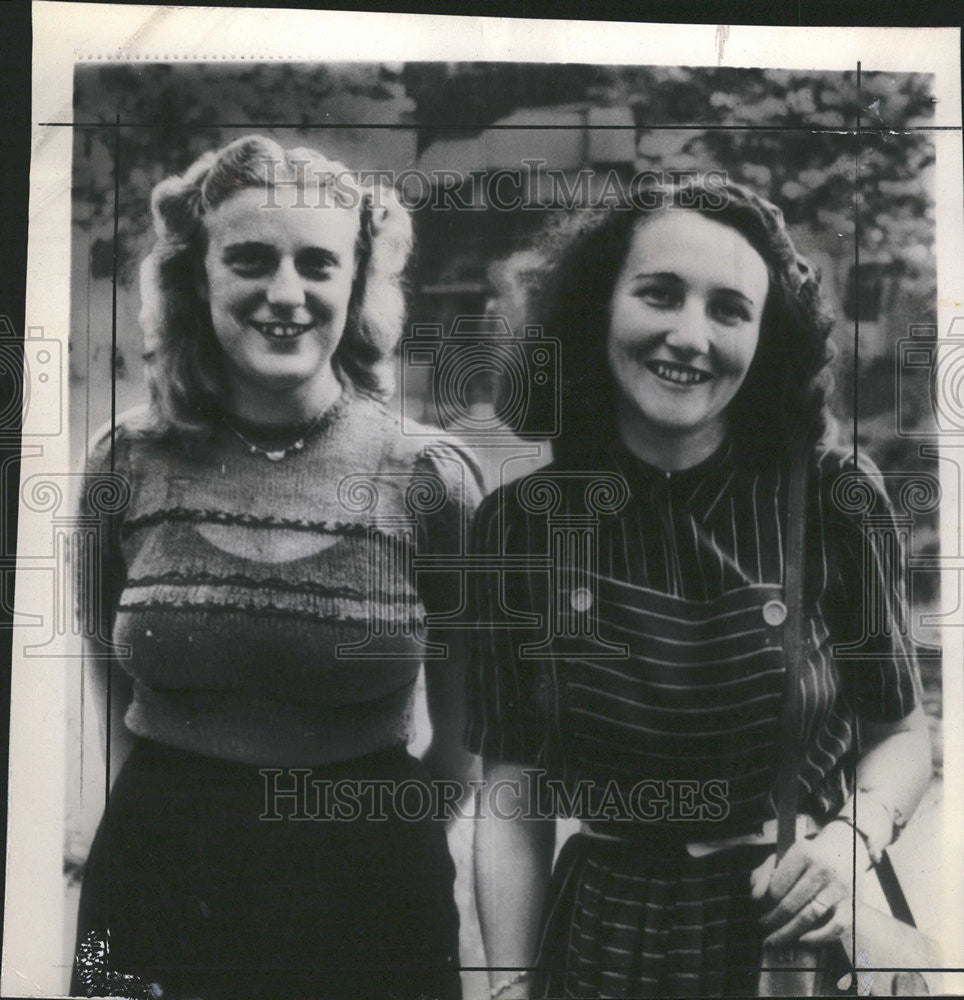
[413,437,485,618]
[463,487,552,766]
[823,452,922,724]
[75,418,133,646]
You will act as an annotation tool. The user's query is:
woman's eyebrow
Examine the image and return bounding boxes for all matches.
[222,240,275,256]
[297,246,342,265]
[714,286,757,307]
[628,270,683,282]
[630,270,757,307]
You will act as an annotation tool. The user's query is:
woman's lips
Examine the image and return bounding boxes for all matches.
[644,360,712,386]
[252,321,313,341]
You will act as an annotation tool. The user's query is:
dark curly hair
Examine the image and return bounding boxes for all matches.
[139,134,413,434]
[513,177,836,465]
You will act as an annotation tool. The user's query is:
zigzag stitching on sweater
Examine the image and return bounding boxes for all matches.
[122,508,390,536]
[116,598,422,626]
[125,571,418,604]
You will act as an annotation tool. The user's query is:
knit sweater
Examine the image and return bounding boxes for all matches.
[79,391,484,766]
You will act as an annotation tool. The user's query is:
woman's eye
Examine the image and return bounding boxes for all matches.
[224,250,273,275]
[710,299,751,325]
[297,252,338,279]
[299,263,332,280]
[636,285,679,308]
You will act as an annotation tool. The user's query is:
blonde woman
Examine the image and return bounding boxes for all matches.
[73,135,482,1000]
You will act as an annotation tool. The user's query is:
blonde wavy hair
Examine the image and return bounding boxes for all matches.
[138,134,413,433]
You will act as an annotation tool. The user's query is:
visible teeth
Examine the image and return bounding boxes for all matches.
[651,362,708,385]
[257,323,308,339]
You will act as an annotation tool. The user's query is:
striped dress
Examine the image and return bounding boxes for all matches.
[465,439,920,997]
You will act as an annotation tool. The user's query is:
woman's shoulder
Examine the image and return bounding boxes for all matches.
[343,394,487,509]
[472,457,572,531]
[808,442,896,522]
[81,405,166,472]
[78,406,169,519]
[415,435,487,507]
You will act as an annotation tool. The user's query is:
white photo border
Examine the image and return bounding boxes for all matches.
[6,3,963,995]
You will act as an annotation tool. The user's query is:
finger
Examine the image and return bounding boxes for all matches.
[764,847,811,902]
[798,911,851,948]
[761,869,827,930]
[761,864,848,931]
[750,854,777,901]
[764,897,838,949]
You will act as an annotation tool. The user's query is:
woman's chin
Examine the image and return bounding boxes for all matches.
[237,359,329,391]
[621,396,718,438]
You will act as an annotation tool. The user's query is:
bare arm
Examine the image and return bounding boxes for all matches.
[756,704,932,947]
[474,759,555,1000]
[757,457,934,946]
[840,703,932,854]
[421,630,479,788]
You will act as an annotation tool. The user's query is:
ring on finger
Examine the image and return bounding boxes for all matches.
[810,896,832,916]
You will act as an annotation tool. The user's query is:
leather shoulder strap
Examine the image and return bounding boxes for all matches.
[875,851,917,927]
[774,444,810,861]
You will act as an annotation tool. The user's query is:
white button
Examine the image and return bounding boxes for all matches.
[570,587,593,612]
[763,600,787,627]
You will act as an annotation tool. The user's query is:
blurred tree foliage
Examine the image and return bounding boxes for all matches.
[73,62,413,281]
[403,63,936,315]
[76,62,935,307]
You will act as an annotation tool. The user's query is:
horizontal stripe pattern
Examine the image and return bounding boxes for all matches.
[79,397,484,765]
[466,440,921,828]
[536,835,775,997]
[467,441,920,994]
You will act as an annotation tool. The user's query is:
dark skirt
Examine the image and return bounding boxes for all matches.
[535,833,774,998]
[71,739,462,1000]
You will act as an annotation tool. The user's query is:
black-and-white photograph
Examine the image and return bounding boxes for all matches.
[4,6,963,1000]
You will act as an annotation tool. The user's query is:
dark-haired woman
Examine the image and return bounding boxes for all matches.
[466,179,930,997]
[71,135,481,1000]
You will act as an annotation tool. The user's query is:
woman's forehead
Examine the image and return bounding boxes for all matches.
[203,185,360,249]
[621,210,770,295]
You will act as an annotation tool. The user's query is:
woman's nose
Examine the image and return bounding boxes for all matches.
[664,301,711,355]
[265,259,306,309]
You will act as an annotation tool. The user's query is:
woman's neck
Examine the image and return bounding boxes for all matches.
[616,411,727,472]
[226,368,343,427]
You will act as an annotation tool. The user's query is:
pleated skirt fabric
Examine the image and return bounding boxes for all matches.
[536,833,773,998]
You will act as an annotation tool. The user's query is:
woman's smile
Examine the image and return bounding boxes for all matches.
[201,185,360,422]
[607,210,769,466]
[251,320,316,342]
[644,359,713,386]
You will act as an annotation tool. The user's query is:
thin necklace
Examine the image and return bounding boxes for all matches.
[228,412,326,462]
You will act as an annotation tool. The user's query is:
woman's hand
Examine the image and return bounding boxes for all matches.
[751,820,871,948]
[487,970,534,1000]
[489,977,533,1000]
[752,706,931,950]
